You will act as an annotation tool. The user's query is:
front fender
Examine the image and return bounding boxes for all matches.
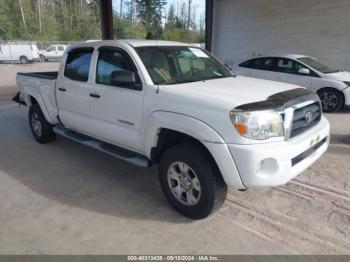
[144,111,244,188]
[144,111,225,156]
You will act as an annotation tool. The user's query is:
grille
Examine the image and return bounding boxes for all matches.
[290,102,321,138]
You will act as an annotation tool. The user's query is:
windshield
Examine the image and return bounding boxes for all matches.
[135,46,232,85]
[297,57,338,74]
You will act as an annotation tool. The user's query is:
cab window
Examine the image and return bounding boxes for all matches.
[96,47,137,86]
[64,48,93,82]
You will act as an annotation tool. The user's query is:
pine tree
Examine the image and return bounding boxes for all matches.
[135,0,167,39]
[166,3,176,28]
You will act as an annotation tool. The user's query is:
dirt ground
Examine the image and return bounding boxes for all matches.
[0,63,349,254]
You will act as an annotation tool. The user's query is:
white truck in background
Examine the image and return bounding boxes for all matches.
[0,42,39,63]
[39,44,68,62]
[14,40,330,219]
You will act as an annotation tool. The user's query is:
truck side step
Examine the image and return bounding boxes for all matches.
[53,126,152,168]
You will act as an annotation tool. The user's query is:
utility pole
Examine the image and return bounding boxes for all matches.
[187,0,192,30]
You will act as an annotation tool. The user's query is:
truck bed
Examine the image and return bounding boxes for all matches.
[16,71,59,123]
[17,71,58,80]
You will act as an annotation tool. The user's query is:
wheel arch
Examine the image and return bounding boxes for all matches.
[144,111,244,188]
[317,86,345,97]
[317,87,345,108]
[144,111,225,158]
[19,55,28,63]
[24,88,55,124]
[150,128,214,163]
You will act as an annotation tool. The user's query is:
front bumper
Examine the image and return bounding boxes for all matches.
[227,116,330,188]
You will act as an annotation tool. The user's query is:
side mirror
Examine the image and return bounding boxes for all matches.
[111,70,140,89]
[298,68,310,75]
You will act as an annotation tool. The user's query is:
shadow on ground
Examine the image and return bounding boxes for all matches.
[0,105,191,224]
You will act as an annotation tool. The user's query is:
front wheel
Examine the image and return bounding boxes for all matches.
[29,104,56,144]
[318,88,344,112]
[159,143,227,219]
[19,56,29,64]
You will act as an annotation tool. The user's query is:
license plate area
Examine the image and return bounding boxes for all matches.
[291,137,327,166]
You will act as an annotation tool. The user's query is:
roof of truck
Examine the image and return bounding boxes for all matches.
[69,39,194,49]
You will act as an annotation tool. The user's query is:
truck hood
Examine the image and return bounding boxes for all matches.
[323,71,350,82]
[155,75,313,144]
[166,75,304,108]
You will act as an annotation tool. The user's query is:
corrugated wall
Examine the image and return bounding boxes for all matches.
[212,0,350,70]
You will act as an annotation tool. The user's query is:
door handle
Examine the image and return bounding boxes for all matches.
[58,87,66,92]
[89,93,100,98]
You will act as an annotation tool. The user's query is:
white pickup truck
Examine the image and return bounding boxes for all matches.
[14,40,330,219]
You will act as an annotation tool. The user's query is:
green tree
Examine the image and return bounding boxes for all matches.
[166,3,176,28]
[135,0,167,39]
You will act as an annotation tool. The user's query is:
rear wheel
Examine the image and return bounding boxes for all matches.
[318,88,344,112]
[39,54,46,62]
[19,55,29,64]
[159,143,227,219]
[29,104,56,144]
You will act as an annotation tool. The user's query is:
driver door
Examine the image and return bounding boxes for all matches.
[87,46,145,153]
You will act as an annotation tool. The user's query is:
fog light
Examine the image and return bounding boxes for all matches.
[256,158,278,178]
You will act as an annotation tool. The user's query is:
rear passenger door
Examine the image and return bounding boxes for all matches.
[56,47,96,135]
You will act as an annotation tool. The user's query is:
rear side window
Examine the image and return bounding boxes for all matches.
[250,58,274,70]
[58,46,64,51]
[64,48,93,82]
[239,58,274,71]
[239,60,251,68]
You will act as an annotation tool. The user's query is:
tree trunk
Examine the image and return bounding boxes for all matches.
[38,0,42,35]
[187,0,192,30]
[19,0,26,29]
[120,0,124,18]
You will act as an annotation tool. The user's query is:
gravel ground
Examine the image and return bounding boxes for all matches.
[0,62,349,254]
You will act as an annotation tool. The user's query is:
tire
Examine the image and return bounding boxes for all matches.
[317,88,344,112]
[159,143,227,219]
[29,104,56,144]
[39,54,46,62]
[19,56,29,64]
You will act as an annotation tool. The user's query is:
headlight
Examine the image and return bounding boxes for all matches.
[229,110,284,140]
[343,81,350,86]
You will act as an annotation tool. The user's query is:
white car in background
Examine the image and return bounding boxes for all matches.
[0,42,39,64]
[39,45,68,62]
[235,55,350,112]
